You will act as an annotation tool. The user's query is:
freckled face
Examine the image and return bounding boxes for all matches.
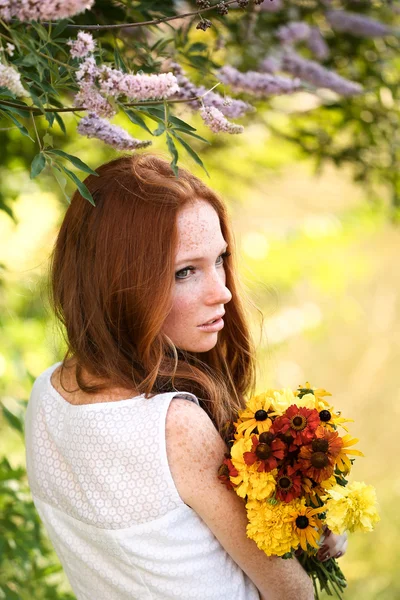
[161,199,232,353]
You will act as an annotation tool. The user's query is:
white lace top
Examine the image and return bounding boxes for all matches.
[24,362,260,600]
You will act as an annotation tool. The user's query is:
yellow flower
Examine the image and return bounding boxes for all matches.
[285,499,325,552]
[230,437,277,500]
[297,381,332,408]
[268,388,299,415]
[303,474,337,506]
[234,393,274,439]
[335,434,364,473]
[323,481,380,535]
[245,498,300,556]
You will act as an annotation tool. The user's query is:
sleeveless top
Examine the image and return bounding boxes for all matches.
[24,362,260,600]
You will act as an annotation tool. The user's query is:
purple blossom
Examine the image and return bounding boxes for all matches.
[257,0,284,12]
[307,27,330,61]
[77,113,152,150]
[170,62,254,119]
[277,22,311,45]
[326,10,392,38]
[0,63,27,97]
[97,66,179,101]
[68,31,96,59]
[76,56,98,84]
[281,50,363,97]
[217,65,302,97]
[200,106,244,134]
[0,0,94,20]
[259,56,281,74]
[74,82,115,118]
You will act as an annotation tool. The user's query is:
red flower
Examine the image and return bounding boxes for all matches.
[218,457,238,490]
[243,433,286,473]
[271,404,320,446]
[275,464,303,503]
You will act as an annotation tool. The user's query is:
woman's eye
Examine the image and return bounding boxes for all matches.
[175,251,231,280]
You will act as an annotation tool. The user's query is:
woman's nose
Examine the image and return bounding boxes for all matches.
[205,271,232,304]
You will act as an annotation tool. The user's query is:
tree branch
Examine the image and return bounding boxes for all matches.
[0,95,203,114]
[9,0,243,31]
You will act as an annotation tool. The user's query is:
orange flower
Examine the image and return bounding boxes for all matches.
[312,425,343,458]
[243,433,286,473]
[298,444,335,483]
[271,405,320,446]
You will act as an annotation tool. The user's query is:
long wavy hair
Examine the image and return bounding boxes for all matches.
[48,152,261,434]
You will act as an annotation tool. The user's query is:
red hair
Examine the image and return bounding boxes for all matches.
[48,152,260,433]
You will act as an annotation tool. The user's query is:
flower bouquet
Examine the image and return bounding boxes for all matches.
[217,383,380,599]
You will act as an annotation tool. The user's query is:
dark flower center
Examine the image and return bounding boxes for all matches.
[218,464,229,477]
[291,414,307,430]
[256,443,272,460]
[259,431,275,445]
[295,515,310,529]
[319,410,332,422]
[310,451,330,469]
[312,439,329,453]
[254,409,269,421]
[278,476,292,490]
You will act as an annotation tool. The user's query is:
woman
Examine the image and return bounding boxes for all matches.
[24,153,346,599]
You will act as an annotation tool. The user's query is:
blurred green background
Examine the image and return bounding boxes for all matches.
[0,96,397,598]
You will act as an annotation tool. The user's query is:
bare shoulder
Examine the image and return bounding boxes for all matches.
[165,397,227,507]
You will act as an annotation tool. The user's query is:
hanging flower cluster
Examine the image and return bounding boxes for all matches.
[326,9,393,38]
[281,50,363,97]
[0,0,94,21]
[0,63,27,97]
[217,382,380,596]
[67,32,179,147]
[77,113,153,151]
[277,21,330,61]
[170,62,254,119]
[199,106,244,134]
[217,64,302,97]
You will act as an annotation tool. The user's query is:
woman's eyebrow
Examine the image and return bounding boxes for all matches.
[175,243,228,265]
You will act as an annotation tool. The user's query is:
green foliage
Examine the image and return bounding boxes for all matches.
[0,0,399,218]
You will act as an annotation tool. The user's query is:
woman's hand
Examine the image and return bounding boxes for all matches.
[317,526,348,562]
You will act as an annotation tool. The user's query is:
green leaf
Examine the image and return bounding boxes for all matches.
[53,19,70,37]
[3,111,34,141]
[188,42,208,53]
[18,54,39,67]
[123,108,153,135]
[51,164,70,203]
[2,404,24,434]
[45,111,55,128]
[0,86,18,99]
[114,45,128,73]
[59,165,96,206]
[152,123,166,136]
[30,152,46,179]
[47,149,98,175]
[168,115,197,132]
[171,131,209,177]
[29,90,46,114]
[173,127,211,144]
[53,112,66,134]
[43,132,53,147]
[166,133,179,177]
